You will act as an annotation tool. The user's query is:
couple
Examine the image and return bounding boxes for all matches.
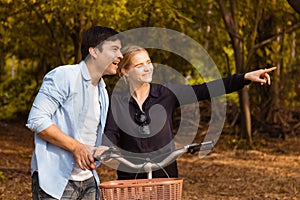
[26,26,276,199]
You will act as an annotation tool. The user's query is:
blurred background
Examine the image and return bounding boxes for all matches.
[1,0,300,147]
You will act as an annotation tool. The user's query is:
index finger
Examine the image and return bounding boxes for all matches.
[265,67,277,73]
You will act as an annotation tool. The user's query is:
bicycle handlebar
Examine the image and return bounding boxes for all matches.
[95,141,215,179]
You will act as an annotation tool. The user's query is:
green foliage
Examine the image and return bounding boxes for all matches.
[1,0,300,134]
[227,138,251,150]
[0,171,6,183]
[226,129,264,150]
[0,68,37,121]
[20,153,32,159]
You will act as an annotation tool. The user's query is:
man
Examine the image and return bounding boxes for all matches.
[26,26,123,199]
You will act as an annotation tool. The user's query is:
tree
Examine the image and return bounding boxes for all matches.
[2,0,300,143]
[215,0,300,143]
[0,0,192,120]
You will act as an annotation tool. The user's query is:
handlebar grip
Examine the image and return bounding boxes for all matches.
[94,146,119,161]
[94,153,110,162]
[187,141,215,154]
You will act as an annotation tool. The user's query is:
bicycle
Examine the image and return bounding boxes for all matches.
[95,140,215,200]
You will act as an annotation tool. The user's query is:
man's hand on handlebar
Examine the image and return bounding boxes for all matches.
[74,145,109,171]
[93,146,119,162]
[92,145,109,161]
[71,143,98,171]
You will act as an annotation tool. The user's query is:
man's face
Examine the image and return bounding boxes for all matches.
[96,40,123,75]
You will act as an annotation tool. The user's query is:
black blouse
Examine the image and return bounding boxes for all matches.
[102,74,249,179]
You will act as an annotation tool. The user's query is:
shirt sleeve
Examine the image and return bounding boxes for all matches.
[192,73,250,101]
[166,73,250,106]
[26,68,69,134]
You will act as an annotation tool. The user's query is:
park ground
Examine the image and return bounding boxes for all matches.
[0,122,300,200]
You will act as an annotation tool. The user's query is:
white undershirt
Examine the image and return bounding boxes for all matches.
[70,84,100,181]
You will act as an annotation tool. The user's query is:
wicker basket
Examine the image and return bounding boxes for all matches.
[99,178,183,200]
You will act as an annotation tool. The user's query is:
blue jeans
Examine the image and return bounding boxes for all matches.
[32,172,99,200]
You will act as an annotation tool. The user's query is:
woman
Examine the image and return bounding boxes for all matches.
[102,45,276,180]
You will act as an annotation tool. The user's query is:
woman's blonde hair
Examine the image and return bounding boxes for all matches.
[118,45,149,77]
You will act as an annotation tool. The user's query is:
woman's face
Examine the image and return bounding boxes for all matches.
[124,50,153,85]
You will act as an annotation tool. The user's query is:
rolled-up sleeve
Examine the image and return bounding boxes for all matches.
[26,69,68,134]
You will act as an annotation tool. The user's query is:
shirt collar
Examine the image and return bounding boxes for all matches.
[149,83,160,98]
[80,61,91,81]
[121,83,160,103]
[98,78,106,89]
[80,61,106,88]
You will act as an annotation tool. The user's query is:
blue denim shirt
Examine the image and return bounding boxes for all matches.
[26,61,109,199]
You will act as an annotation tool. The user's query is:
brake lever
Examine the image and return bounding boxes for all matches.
[187,143,201,154]
[187,141,215,154]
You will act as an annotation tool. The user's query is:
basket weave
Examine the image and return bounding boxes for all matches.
[99,178,183,200]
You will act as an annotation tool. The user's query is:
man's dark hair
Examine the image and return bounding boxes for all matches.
[81,26,121,60]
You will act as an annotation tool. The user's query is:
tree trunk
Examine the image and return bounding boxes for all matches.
[234,37,252,143]
[238,88,252,143]
[287,0,300,14]
[216,0,253,144]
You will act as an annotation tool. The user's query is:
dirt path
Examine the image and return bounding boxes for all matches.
[1,122,300,199]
